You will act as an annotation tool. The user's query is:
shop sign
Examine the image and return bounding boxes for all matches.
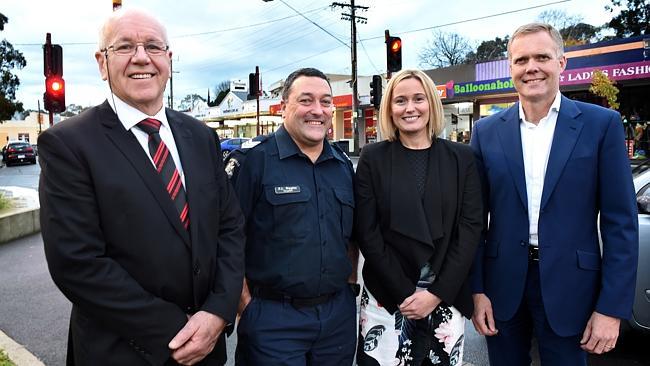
[560,60,650,86]
[453,78,515,96]
[436,85,447,99]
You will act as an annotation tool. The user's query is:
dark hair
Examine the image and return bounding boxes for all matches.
[281,68,331,101]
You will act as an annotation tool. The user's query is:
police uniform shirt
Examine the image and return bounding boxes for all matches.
[231,126,354,297]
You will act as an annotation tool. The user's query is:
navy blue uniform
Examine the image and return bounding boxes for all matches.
[229,126,357,365]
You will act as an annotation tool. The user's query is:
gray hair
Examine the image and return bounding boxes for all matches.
[98,7,169,50]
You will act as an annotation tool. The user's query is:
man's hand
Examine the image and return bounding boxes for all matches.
[399,290,441,320]
[580,311,620,354]
[168,311,226,365]
[471,293,498,336]
[237,279,252,316]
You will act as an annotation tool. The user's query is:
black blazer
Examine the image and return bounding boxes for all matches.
[355,138,482,318]
[39,101,245,365]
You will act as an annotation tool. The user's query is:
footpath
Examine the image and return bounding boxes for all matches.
[0,185,45,366]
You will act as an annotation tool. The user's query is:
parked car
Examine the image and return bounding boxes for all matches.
[220,137,250,159]
[2,141,36,166]
[630,159,650,332]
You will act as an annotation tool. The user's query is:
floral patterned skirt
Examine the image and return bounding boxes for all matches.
[357,286,465,366]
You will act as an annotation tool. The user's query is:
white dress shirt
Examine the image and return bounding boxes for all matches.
[519,92,562,246]
[107,94,185,187]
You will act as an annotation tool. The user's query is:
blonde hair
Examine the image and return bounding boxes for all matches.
[379,69,445,141]
[507,22,564,59]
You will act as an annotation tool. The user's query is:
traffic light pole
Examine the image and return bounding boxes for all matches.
[385,30,392,80]
[256,66,260,136]
[45,33,54,126]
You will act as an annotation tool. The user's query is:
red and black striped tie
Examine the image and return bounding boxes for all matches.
[137,118,190,230]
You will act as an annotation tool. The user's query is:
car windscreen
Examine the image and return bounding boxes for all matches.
[8,143,30,149]
[631,159,650,177]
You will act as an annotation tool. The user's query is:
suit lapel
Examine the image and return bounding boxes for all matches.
[100,102,191,248]
[389,141,435,246]
[496,105,528,210]
[540,96,583,210]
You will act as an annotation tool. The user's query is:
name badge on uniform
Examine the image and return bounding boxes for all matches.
[274,186,301,194]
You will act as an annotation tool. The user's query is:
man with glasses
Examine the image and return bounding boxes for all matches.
[39,8,245,365]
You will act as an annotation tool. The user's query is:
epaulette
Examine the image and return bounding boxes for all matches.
[330,141,352,163]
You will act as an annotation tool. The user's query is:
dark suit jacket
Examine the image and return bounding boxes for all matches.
[39,101,245,365]
[470,96,638,336]
[355,138,483,318]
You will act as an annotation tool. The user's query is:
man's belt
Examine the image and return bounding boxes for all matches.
[249,286,336,308]
[528,245,539,261]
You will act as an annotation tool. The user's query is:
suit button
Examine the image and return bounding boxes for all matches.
[520,241,526,246]
[193,264,201,276]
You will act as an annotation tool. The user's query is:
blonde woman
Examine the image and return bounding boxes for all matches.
[355,69,482,365]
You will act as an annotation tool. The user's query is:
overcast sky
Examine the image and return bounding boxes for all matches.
[3,0,616,111]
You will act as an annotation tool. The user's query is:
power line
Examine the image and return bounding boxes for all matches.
[173,6,324,38]
[360,0,573,41]
[12,5,328,47]
[271,0,350,49]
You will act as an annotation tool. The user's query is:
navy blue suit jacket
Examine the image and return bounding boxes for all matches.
[470,95,638,336]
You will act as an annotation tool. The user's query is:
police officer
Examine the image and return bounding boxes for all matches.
[230,67,359,365]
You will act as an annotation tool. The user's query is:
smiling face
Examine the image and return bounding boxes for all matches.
[281,76,333,152]
[390,77,430,142]
[509,30,566,106]
[95,11,171,115]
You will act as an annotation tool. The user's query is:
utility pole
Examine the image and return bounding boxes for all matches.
[169,57,180,109]
[37,100,42,135]
[332,1,368,155]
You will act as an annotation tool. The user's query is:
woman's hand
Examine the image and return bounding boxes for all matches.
[399,290,441,319]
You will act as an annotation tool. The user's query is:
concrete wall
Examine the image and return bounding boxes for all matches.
[0,207,40,244]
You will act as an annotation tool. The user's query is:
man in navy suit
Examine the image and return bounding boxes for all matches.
[470,23,638,365]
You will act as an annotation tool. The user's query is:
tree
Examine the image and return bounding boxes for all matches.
[178,94,206,111]
[465,35,509,63]
[590,70,619,110]
[419,30,473,68]
[209,80,230,107]
[60,104,91,117]
[0,13,26,121]
[605,0,650,37]
[560,23,601,46]
[537,9,582,32]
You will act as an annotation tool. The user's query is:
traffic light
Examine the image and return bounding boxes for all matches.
[370,75,382,109]
[248,72,259,100]
[43,39,66,113]
[386,36,402,73]
[44,75,66,113]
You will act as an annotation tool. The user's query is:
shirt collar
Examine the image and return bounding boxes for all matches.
[106,93,169,131]
[518,91,562,124]
[275,125,337,163]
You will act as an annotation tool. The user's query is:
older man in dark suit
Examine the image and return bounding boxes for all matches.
[39,8,245,365]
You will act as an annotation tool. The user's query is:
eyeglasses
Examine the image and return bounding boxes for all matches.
[101,41,169,56]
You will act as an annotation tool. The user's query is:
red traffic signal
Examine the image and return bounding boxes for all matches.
[44,75,66,113]
[386,36,402,73]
